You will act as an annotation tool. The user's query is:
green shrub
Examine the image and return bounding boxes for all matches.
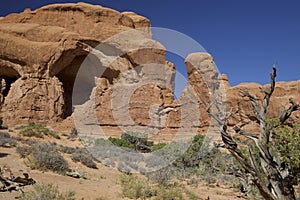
[67,128,78,140]
[270,123,300,169]
[108,132,162,153]
[18,183,75,200]
[108,137,135,149]
[20,128,44,138]
[121,132,148,145]
[19,123,60,139]
[174,134,206,168]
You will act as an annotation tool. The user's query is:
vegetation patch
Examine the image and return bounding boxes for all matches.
[71,149,98,169]
[18,183,75,200]
[0,131,16,147]
[19,122,60,139]
[16,141,98,172]
[108,132,166,153]
[120,174,200,200]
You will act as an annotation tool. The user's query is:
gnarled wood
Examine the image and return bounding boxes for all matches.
[207,67,298,200]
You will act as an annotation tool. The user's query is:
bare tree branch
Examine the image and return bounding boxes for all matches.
[248,144,261,177]
[278,99,300,125]
[261,66,276,119]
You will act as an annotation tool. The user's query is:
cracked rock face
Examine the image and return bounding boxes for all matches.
[0,3,299,138]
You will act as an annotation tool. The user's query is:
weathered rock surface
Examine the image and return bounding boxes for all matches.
[0,3,299,138]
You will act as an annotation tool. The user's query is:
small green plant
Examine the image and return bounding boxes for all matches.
[18,183,75,200]
[67,128,78,140]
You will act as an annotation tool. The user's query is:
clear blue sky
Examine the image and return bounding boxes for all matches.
[1,0,300,86]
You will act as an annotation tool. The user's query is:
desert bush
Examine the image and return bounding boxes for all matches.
[19,183,75,200]
[19,123,60,139]
[58,145,77,154]
[0,137,17,147]
[173,134,206,168]
[28,150,69,173]
[71,149,97,169]
[0,131,16,147]
[16,145,33,158]
[17,142,69,173]
[67,128,78,140]
[147,166,174,186]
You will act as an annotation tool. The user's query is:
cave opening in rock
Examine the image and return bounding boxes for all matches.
[56,53,103,119]
[0,67,21,100]
[56,55,86,119]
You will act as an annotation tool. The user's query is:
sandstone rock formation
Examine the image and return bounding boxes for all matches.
[0,3,299,139]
